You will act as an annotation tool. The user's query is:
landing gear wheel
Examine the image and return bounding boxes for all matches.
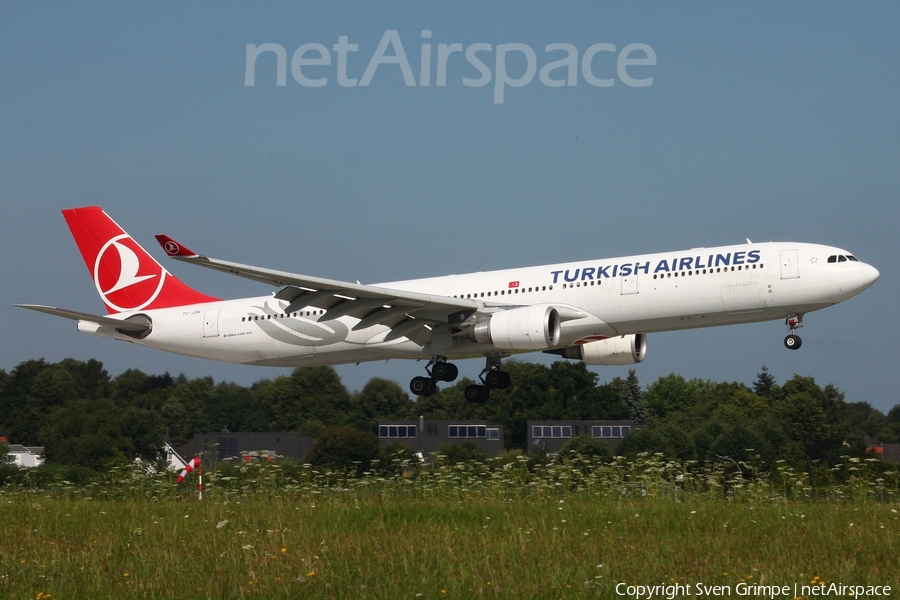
[484,370,511,390]
[464,384,489,403]
[496,371,511,389]
[784,314,803,350]
[410,376,437,396]
[431,362,458,382]
[784,334,802,350]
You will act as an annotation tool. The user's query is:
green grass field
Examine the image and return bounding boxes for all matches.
[1,455,898,599]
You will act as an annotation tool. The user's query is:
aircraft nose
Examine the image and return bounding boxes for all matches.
[837,259,879,301]
[864,263,880,286]
[855,262,880,292]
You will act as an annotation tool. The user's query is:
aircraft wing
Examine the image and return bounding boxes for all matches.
[15,304,151,332]
[155,235,478,332]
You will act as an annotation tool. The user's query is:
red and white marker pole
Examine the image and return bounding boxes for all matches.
[176,456,201,483]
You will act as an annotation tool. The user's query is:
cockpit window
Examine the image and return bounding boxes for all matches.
[828,254,860,264]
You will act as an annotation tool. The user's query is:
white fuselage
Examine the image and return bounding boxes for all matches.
[79,242,879,367]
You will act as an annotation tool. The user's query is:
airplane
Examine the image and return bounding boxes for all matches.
[18,206,879,402]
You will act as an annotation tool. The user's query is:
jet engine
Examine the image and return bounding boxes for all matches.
[547,334,647,365]
[469,306,561,350]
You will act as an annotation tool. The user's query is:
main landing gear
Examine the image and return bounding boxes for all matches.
[409,357,459,397]
[784,313,803,350]
[464,356,511,403]
[408,355,512,402]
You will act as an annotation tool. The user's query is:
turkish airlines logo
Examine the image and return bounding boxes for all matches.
[163,240,180,255]
[94,234,167,312]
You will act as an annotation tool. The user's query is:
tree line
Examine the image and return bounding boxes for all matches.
[0,358,897,473]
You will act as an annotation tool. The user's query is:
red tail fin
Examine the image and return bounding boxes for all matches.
[63,206,219,314]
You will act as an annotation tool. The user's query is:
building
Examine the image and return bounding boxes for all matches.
[869,443,900,463]
[164,442,190,471]
[527,420,642,453]
[378,418,505,458]
[178,432,315,463]
[6,444,44,468]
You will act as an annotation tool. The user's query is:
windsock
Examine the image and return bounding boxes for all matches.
[177,457,201,484]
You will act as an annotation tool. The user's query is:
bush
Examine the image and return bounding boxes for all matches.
[434,441,487,466]
[374,443,421,478]
[0,463,21,486]
[307,426,380,477]
[616,422,696,460]
[558,435,612,462]
[19,464,102,486]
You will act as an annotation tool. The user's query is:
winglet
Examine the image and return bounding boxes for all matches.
[155,235,200,258]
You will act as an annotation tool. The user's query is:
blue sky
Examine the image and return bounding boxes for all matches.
[2,3,897,410]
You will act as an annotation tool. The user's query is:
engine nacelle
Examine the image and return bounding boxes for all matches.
[551,334,647,365]
[469,306,561,350]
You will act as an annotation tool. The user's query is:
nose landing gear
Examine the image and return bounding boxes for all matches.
[784,314,803,350]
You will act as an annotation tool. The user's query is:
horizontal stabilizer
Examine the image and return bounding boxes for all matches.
[15,304,150,332]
